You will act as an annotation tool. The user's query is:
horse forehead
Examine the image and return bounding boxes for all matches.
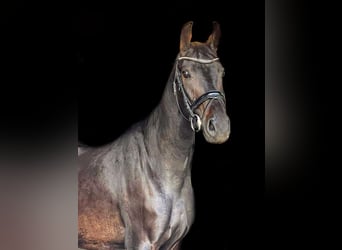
[186,43,216,59]
[185,59,221,74]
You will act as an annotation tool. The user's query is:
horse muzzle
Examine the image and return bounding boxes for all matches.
[202,99,230,144]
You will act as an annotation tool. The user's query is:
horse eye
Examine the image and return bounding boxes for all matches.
[182,70,191,78]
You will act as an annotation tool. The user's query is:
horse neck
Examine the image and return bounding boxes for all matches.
[144,63,195,169]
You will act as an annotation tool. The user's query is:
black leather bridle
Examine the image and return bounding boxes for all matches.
[173,56,226,132]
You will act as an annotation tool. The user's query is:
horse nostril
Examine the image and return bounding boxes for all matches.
[208,118,216,132]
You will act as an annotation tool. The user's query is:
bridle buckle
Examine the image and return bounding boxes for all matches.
[190,114,202,132]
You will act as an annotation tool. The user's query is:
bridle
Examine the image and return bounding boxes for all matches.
[173,56,226,132]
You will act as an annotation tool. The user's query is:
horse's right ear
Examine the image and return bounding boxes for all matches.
[180,21,193,53]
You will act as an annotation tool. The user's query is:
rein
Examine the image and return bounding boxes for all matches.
[173,56,225,132]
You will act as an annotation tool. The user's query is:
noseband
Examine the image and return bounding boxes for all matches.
[173,56,226,132]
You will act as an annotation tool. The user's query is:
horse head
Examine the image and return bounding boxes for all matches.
[175,21,230,144]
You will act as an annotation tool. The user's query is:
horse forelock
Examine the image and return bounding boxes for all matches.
[182,42,217,60]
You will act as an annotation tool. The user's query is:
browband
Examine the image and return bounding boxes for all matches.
[177,57,219,64]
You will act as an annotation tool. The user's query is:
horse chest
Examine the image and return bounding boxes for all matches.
[152,187,194,247]
[169,198,189,231]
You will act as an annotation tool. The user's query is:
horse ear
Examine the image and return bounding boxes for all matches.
[206,21,221,51]
[180,21,193,53]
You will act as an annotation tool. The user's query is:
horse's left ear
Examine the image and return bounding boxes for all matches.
[206,21,221,51]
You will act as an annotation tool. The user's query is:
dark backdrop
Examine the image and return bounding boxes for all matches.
[1,1,333,249]
[76,1,264,249]
[1,1,264,249]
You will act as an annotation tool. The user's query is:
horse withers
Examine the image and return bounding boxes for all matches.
[78,21,230,250]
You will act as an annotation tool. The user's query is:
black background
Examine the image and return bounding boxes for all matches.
[1,1,264,249]
[4,1,332,249]
[76,1,264,249]
[3,0,341,249]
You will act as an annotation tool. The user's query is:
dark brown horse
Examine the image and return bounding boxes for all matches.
[78,21,230,250]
